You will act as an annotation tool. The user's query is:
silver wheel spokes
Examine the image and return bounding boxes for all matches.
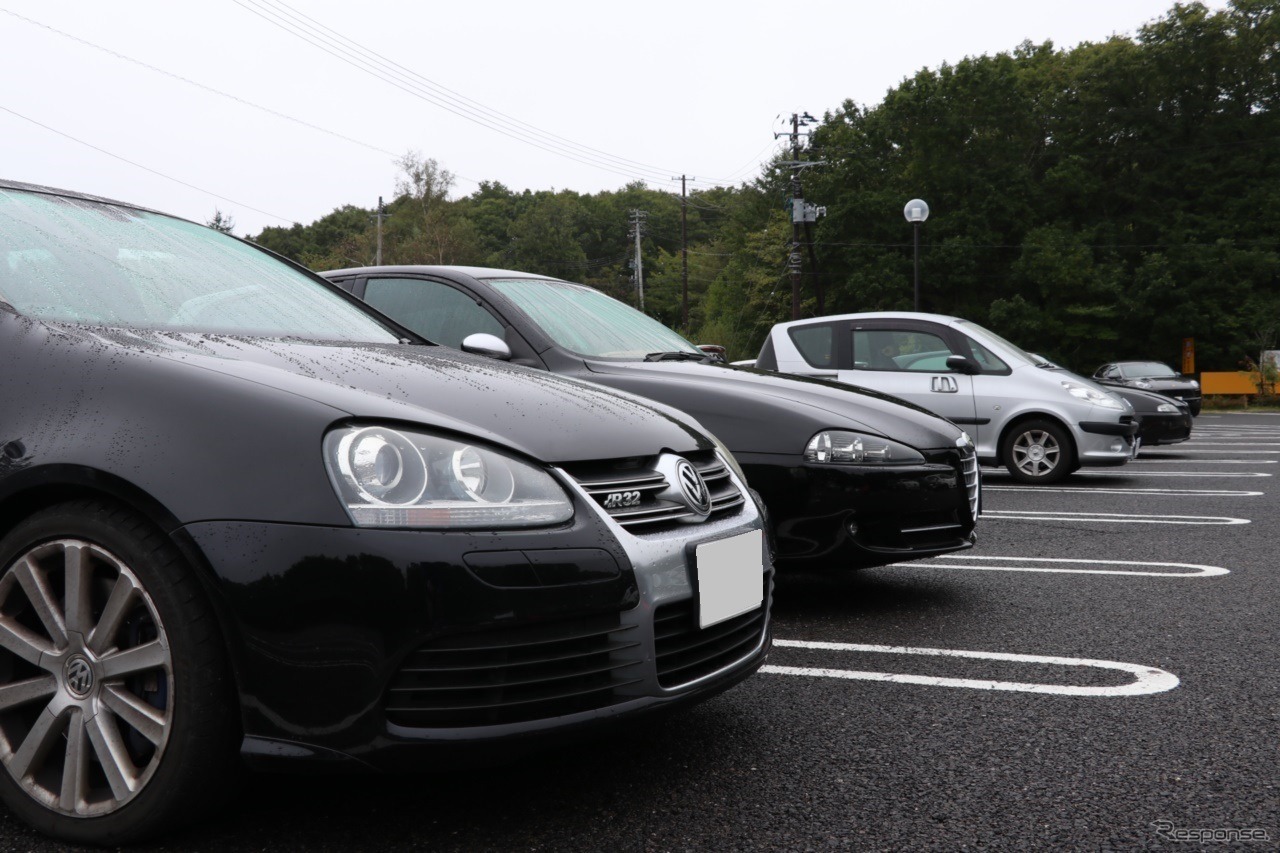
[1012,430,1061,477]
[0,539,171,817]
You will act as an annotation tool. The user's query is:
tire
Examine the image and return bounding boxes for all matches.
[0,500,237,845]
[1001,419,1075,485]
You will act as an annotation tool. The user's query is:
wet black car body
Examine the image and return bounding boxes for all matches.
[321,266,981,569]
[1103,385,1193,448]
[1093,361,1203,415]
[0,183,771,843]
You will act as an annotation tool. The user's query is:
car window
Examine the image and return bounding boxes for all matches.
[962,337,1009,373]
[787,324,834,368]
[486,278,700,359]
[852,328,954,371]
[1124,361,1177,378]
[363,278,503,348]
[0,189,398,341]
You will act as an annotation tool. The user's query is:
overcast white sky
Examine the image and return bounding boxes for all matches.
[1,1,1227,235]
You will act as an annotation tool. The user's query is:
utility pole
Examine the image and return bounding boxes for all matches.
[371,196,389,265]
[671,175,693,331]
[628,209,647,311]
[776,112,821,320]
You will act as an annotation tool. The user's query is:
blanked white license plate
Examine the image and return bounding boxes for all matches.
[695,529,764,629]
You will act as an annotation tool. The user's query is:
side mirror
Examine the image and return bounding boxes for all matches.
[945,354,980,375]
[461,332,512,361]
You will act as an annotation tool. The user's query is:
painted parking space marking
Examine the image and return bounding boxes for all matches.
[1130,459,1277,464]
[764,640,1180,697]
[920,555,1230,577]
[1074,470,1270,478]
[984,485,1262,497]
[981,510,1249,525]
[1172,438,1280,445]
[1141,445,1280,450]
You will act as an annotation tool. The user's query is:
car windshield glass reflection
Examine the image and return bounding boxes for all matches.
[1124,362,1178,378]
[0,189,398,341]
[487,278,701,359]
[954,319,1038,365]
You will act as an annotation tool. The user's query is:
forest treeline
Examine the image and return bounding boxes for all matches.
[250,0,1280,373]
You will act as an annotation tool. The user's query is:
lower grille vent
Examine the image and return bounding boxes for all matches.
[653,597,768,689]
[386,614,643,727]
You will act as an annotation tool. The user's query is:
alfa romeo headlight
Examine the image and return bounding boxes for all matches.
[1062,380,1125,410]
[325,425,573,528]
[804,430,925,464]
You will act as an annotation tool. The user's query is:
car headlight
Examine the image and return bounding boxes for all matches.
[1061,380,1125,410]
[708,432,749,483]
[804,430,925,464]
[325,425,573,528]
[1132,379,1153,389]
[1190,379,1200,389]
[1156,402,1179,413]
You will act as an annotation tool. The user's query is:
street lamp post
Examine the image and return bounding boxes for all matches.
[903,199,930,311]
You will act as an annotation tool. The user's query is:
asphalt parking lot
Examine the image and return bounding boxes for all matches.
[10,413,1279,851]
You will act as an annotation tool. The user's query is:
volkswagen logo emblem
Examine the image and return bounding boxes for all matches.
[674,459,712,517]
[654,453,714,522]
[65,655,94,698]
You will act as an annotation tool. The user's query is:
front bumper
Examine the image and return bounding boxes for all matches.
[1074,416,1139,466]
[175,494,772,770]
[1136,412,1193,446]
[739,447,978,569]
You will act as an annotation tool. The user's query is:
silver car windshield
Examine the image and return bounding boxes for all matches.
[486,278,702,359]
[0,189,399,342]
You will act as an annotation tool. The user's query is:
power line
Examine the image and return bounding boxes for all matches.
[229,0,681,187]
[0,7,401,161]
[0,103,296,224]
[265,0,681,180]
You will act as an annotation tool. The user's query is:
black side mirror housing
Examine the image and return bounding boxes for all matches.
[945,354,980,375]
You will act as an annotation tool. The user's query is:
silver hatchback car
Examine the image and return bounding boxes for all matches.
[755,312,1138,483]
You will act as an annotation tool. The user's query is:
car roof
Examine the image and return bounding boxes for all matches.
[322,264,569,282]
[770,311,965,331]
[0,178,171,219]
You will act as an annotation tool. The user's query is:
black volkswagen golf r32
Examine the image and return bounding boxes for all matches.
[0,181,772,844]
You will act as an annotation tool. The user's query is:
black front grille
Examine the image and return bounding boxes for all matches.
[385,614,644,727]
[653,595,769,689]
[565,450,746,533]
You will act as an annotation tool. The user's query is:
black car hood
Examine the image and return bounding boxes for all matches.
[584,359,964,453]
[50,326,708,464]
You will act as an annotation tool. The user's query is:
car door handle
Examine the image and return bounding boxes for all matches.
[931,376,959,393]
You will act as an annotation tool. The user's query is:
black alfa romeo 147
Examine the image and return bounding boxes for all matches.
[322,266,983,570]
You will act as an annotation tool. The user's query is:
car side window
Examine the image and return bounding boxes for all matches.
[788,324,835,368]
[962,338,1009,373]
[363,278,503,348]
[852,328,953,371]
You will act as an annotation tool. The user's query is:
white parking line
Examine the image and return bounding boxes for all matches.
[1073,470,1269,478]
[765,640,1180,697]
[984,486,1261,496]
[920,555,1230,577]
[1180,442,1280,447]
[981,510,1249,525]
[1141,449,1280,454]
[1131,459,1277,464]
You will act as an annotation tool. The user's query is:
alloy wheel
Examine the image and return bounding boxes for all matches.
[0,538,172,817]
[1011,429,1061,479]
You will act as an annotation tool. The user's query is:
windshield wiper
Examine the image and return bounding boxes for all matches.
[644,351,711,362]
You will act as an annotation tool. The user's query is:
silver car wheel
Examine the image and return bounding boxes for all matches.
[0,538,172,818]
[1011,429,1061,478]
